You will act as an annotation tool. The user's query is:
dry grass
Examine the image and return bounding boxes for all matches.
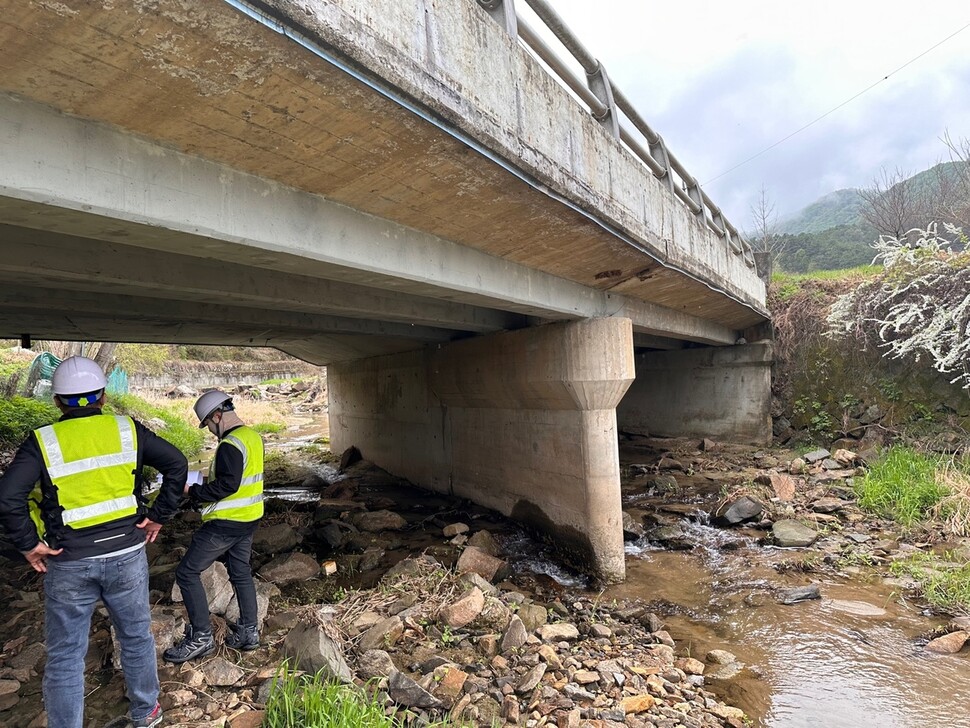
[300,557,467,650]
[933,465,970,537]
[137,392,289,429]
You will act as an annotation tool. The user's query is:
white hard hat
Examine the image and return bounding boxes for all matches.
[194,390,232,428]
[52,356,107,397]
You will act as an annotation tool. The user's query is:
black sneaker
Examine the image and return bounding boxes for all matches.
[225,622,260,651]
[163,627,215,664]
[132,702,163,727]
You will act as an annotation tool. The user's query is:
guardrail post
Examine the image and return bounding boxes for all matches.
[477,0,518,38]
[586,61,620,139]
[648,137,675,193]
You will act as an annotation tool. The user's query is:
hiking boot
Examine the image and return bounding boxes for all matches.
[131,702,163,728]
[163,626,215,664]
[225,622,260,651]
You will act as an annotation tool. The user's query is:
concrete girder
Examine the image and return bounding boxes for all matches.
[0,310,429,364]
[0,94,739,347]
[0,224,523,336]
[0,285,459,344]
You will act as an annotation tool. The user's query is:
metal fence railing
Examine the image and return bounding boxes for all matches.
[477,0,756,268]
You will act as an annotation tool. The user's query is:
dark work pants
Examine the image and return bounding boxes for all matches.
[175,523,258,632]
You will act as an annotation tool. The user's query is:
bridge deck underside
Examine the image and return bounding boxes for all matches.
[0,0,767,360]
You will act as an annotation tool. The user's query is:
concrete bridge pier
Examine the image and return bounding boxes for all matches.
[328,318,635,582]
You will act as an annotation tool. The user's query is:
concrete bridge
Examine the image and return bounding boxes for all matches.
[0,0,770,580]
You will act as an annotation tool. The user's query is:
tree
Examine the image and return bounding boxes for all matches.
[858,167,931,239]
[748,185,788,278]
[936,131,970,231]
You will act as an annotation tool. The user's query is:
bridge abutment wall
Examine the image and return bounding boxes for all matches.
[617,343,772,444]
[328,318,634,582]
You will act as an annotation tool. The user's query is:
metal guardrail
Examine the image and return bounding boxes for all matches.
[478,0,756,267]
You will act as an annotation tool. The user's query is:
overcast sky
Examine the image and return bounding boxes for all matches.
[523,1,970,229]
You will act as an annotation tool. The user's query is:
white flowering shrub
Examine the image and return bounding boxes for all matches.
[827,224,970,389]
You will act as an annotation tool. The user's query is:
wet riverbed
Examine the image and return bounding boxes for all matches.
[603,527,970,727]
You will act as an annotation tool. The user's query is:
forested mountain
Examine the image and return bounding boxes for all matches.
[767,161,967,273]
[777,188,866,235]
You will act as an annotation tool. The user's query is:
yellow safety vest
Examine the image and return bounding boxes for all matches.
[34,415,139,530]
[202,426,264,523]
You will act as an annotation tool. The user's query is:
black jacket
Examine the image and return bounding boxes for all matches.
[0,408,188,560]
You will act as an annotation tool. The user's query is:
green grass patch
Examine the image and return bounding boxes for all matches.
[889,551,970,615]
[0,397,60,446]
[251,421,286,435]
[264,664,436,728]
[105,393,205,458]
[259,377,305,386]
[854,447,950,526]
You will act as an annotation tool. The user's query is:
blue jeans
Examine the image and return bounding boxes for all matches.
[44,547,158,728]
[175,524,258,632]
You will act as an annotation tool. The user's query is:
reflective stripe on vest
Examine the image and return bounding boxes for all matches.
[202,426,264,523]
[34,415,139,530]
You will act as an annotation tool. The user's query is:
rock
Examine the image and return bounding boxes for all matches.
[589,623,612,639]
[832,448,858,465]
[338,445,362,470]
[706,649,737,665]
[573,669,599,684]
[439,587,485,629]
[501,615,528,651]
[112,608,183,670]
[501,695,520,723]
[778,585,821,604]
[811,497,845,514]
[443,522,469,537]
[387,669,442,709]
[755,473,797,502]
[516,663,547,693]
[351,509,407,532]
[773,520,818,547]
[456,546,511,583]
[172,561,233,615]
[253,523,300,554]
[230,711,266,728]
[674,657,704,675]
[622,511,646,540]
[258,552,321,585]
[926,631,969,654]
[359,616,404,651]
[517,603,548,632]
[431,666,468,707]
[712,495,764,526]
[789,457,807,474]
[803,449,831,464]
[7,642,44,672]
[466,530,500,556]
[357,649,396,680]
[620,694,656,713]
[282,622,352,682]
[201,657,245,687]
[537,623,579,641]
[821,458,842,470]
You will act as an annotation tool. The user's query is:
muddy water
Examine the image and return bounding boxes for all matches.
[602,520,970,727]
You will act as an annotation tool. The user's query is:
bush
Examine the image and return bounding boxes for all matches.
[104,393,205,457]
[0,397,60,446]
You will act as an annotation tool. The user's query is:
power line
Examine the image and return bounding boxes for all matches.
[704,20,970,186]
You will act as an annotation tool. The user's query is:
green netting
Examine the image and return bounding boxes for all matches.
[26,352,128,397]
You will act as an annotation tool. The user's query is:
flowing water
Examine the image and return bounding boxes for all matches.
[605,523,970,727]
